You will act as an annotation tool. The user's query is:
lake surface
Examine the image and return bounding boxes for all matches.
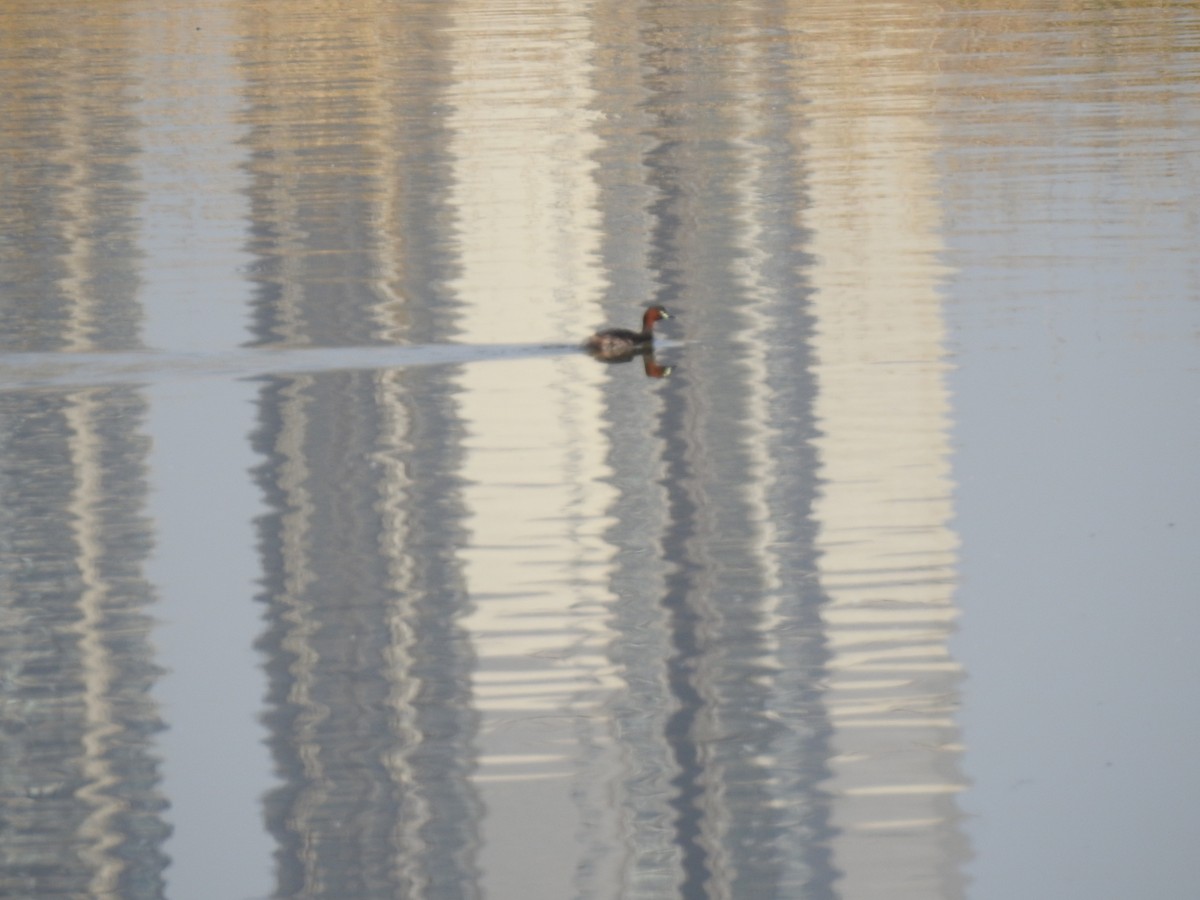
[2,1,1198,898]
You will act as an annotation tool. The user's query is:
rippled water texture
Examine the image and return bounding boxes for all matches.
[1,2,1198,898]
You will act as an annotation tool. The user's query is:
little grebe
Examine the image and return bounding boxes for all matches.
[584,306,673,359]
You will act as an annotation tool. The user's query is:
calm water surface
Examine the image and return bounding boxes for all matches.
[1,2,1198,898]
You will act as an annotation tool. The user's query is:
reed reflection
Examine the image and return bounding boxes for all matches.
[0,5,142,352]
[797,6,967,898]
[626,3,839,894]
[443,2,627,895]
[235,3,481,897]
[0,4,168,897]
[0,388,167,899]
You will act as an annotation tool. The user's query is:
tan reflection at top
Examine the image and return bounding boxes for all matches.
[445,4,619,899]
[796,4,967,898]
[0,3,143,352]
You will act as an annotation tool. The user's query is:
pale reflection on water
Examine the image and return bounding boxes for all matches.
[2,1,1199,899]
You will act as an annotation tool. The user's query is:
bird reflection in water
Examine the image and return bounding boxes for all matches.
[585,344,672,378]
[592,349,673,378]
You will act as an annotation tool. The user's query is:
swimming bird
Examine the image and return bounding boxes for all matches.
[583,306,673,360]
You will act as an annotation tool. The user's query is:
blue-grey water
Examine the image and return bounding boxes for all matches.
[2,2,1198,898]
